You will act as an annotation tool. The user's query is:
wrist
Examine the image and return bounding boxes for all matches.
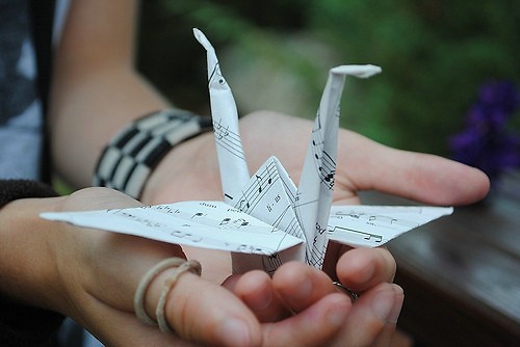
[93,109,212,200]
[139,130,219,204]
[0,194,66,311]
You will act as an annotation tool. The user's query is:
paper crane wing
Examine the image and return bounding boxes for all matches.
[41,201,302,255]
[327,205,453,248]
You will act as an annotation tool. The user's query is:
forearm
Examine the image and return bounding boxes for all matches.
[50,68,170,188]
[0,196,67,347]
[49,0,171,188]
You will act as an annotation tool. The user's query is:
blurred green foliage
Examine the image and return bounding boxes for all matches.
[137,0,520,155]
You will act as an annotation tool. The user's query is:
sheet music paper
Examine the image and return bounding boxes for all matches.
[193,29,250,205]
[41,29,453,274]
[295,65,382,268]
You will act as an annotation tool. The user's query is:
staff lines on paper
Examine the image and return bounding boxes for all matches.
[234,161,281,213]
[309,237,327,267]
[273,209,303,239]
[310,113,337,191]
[331,211,421,229]
[213,119,246,161]
[120,206,282,255]
[145,204,261,233]
[329,225,384,244]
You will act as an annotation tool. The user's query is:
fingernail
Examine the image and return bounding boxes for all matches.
[218,318,252,347]
[390,285,405,324]
[372,285,404,324]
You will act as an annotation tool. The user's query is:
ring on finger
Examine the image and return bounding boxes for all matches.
[333,281,359,302]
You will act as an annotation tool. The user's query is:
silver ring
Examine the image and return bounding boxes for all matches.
[333,281,359,302]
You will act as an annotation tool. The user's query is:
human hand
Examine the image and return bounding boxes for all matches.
[140,110,489,346]
[226,246,401,347]
[142,109,489,284]
[0,186,401,346]
[28,187,357,347]
[143,110,489,206]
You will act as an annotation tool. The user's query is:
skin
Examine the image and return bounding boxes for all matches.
[17,0,492,345]
[0,188,393,346]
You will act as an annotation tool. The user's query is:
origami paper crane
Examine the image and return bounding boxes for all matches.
[41,29,453,273]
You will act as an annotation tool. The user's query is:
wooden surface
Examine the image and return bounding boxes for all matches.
[360,174,520,347]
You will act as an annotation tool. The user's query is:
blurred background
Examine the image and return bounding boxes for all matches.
[137,0,520,181]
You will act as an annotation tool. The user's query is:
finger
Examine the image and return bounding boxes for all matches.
[77,246,262,347]
[337,130,490,205]
[322,244,395,290]
[372,323,401,347]
[144,269,263,347]
[336,247,396,293]
[330,283,404,347]
[78,232,186,311]
[272,262,338,313]
[262,292,351,347]
[77,300,200,347]
[229,271,291,322]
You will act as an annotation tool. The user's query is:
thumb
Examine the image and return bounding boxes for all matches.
[143,265,263,347]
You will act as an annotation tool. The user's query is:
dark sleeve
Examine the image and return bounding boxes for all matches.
[0,180,65,347]
[0,180,59,208]
[0,296,64,347]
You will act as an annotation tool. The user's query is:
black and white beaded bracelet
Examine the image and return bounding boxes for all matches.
[93,109,212,199]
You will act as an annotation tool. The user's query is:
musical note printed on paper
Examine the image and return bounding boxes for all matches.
[41,29,453,273]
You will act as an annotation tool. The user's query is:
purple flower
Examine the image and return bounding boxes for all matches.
[449,80,520,183]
